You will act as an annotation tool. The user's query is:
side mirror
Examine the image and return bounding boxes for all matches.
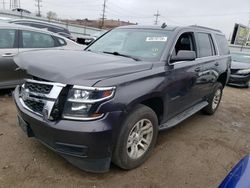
[170,50,196,63]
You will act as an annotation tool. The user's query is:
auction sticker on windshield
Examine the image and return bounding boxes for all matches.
[146,37,168,42]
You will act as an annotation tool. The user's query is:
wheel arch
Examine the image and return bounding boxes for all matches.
[126,94,164,125]
[217,71,228,88]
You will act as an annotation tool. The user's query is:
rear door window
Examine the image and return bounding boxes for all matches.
[196,33,214,57]
[21,30,56,48]
[0,29,16,48]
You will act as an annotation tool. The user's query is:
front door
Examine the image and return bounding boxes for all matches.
[164,32,203,120]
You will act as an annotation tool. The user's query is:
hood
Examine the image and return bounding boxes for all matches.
[231,61,250,70]
[14,49,153,86]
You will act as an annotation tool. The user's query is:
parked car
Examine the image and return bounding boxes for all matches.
[76,31,106,46]
[12,8,31,14]
[14,25,230,172]
[228,52,250,88]
[9,19,75,41]
[219,154,250,188]
[0,22,84,89]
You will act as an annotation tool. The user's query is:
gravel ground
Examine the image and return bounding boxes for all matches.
[0,86,250,188]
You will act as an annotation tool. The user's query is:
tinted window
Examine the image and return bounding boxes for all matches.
[215,34,230,55]
[0,29,15,48]
[197,33,214,57]
[21,31,55,48]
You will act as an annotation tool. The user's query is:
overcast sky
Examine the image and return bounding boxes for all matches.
[3,0,250,38]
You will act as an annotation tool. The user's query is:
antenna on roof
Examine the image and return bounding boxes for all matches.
[161,22,167,29]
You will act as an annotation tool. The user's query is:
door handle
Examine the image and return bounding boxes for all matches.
[195,67,201,72]
[215,62,219,66]
[2,53,15,57]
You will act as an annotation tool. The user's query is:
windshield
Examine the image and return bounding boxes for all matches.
[231,53,250,64]
[87,28,172,61]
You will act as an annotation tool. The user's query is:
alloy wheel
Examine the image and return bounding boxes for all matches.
[126,119,153,160]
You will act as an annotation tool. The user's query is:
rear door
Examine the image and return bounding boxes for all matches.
[194,32,220,98]
[0,29,20,88]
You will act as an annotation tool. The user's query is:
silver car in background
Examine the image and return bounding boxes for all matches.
[0,22,84,89]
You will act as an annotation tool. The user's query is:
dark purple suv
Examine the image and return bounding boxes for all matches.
[14,25,231,172]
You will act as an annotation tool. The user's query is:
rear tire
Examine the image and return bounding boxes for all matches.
[202,82,223,115]
[112,104,158,170]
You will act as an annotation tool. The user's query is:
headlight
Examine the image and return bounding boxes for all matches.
[63,85,115,120]
[237,68,250,75]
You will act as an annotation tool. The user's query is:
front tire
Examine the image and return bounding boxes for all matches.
[202,82,223,115]
[112,104,158,170]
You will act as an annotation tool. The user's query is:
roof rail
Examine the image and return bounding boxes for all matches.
[189,25,222,33]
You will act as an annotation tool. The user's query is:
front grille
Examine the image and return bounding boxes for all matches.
[24,99,45,114]
[25,82,53,94]
[19,79,65,119]
[231,69,239,74]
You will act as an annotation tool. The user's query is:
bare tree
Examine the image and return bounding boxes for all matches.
[47,11,57,21]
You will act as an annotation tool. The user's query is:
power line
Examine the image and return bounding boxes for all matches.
[154,10,160,25]
[100,0,107,29]
[106,7,152,19]
[35,0,42,17]
[108,1,150,17]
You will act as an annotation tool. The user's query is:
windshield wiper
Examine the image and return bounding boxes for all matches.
[103,51,141,61]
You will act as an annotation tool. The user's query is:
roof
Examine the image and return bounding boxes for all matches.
[9,19,66,30]
[0,22,59,36]
[116,24,223,34]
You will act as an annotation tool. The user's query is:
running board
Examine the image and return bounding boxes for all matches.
[159,101,208,130]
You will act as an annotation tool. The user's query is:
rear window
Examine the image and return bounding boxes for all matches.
[215,34,230,55]
[0,29,16,48]
[231,53,250,64]
[196,33,214,57]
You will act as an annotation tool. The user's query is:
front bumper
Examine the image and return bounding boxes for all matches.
[228,74,250,88]
[14,87,123,173]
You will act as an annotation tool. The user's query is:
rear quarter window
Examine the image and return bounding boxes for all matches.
[215,34,230,55]
[56,37,67,46]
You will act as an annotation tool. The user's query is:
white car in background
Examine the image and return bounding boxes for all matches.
[0,22,84,89]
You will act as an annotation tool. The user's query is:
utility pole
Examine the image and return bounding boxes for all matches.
[154,10,160,25]
[35,0,42,17]
[248,12,250,27]
[9,0,12,9]
[13,0,17,8]
[100,0,107,29]
[2,0,5,9]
